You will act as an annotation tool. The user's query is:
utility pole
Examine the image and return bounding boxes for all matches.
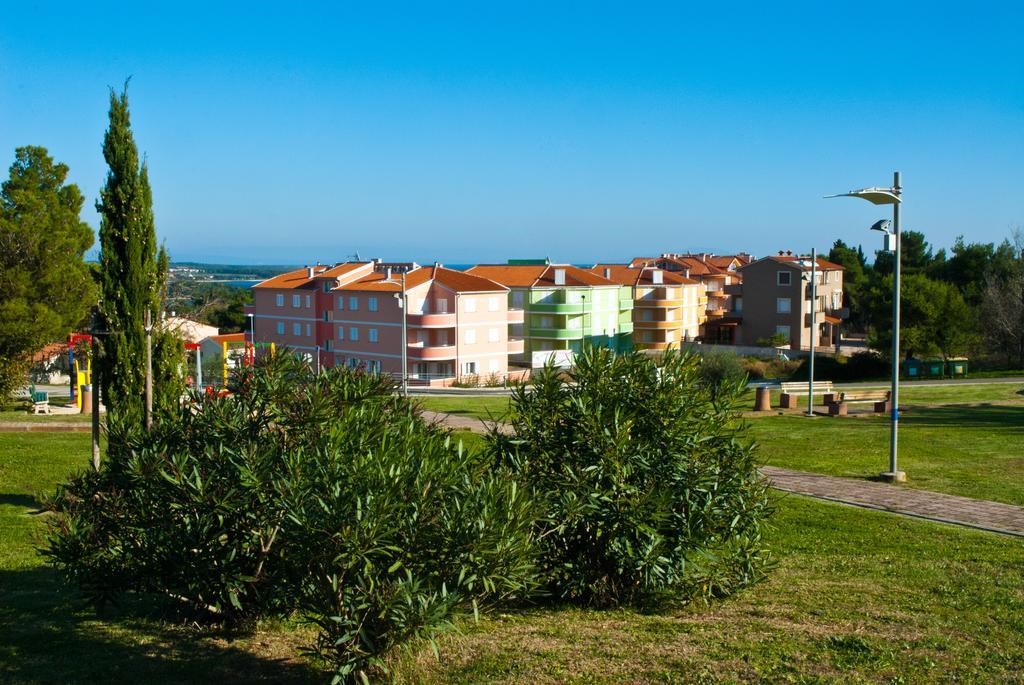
[400,270,408,397]
[144,309,153,431]
[887,170,903,481]
[807,248,816,417]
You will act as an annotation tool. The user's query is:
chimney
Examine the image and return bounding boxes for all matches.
[554,268,566,285]
[786,250,792,256]
[652,269,663,284]
[603,267,611,279]
[306,266,315,278]
[684,268,690,279]
[385,267,392,281]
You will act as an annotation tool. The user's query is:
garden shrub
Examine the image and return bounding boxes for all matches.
[488,347,773,608]
[45,353,538,683]
[696,349,749,403]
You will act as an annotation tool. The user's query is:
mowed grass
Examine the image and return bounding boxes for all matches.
[3,421,1024,683]
[415,395,511,421]
[0,433,323,684]
[422,383,1024,506]
[748,399,1024,506]
[389,493,1024,684]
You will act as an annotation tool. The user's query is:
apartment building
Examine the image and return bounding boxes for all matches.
[249,261,521,384]
[734,253,846,350]
[591,264,704,350]
[466,261,632,364]
[629,253,747,341]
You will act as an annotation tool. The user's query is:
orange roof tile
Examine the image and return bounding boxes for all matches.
[590,264,698,286]
[207,332,246,344]
[467,264,616,287]
[334,265,508,293]
[253,265,333,289]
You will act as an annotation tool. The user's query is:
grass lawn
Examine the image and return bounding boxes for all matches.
[748,400,1024,506]
[416,395,511,420]
[390,494,1024,684]
[2,432,1023,683]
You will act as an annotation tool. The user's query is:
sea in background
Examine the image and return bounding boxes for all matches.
[223,280,261,288]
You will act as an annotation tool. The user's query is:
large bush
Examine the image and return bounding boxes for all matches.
[45,354,538,683]
[489,347,772,607]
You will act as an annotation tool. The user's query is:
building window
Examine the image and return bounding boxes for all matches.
[777,271,792,286]
[488,297,499,311]
[734,297,743,313]
[776,325,791,339]
[511,291,525,308]
[368,296,378,312]
[488,327,499,342]
[436,299,449,313]
[305,323,312,337]
[777,298,792,314]
[275,294,284,307]
[337,326,345,341]
[369,328,378,343]
[325,339,332,351]
[465,329,476,344]
[337,295,344,310]
[305,295,311,308]
[350,327,359,341]
[293,323,301,336]
[462,361,477,375]
[366,360,381,374]
[276,322,284,334]
[465,299,477,313]
[323,281,331,293]
[292,294,301,307]
[348,358,359,369]
[489,359,499,372]
[349,296,359,311]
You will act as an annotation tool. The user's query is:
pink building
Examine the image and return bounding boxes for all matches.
[249,261,524,385]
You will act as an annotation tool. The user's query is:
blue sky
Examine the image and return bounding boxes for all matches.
[2,2,1022,265]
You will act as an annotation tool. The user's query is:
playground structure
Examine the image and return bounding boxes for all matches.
[182,338,276,392]
[67,334,93,410]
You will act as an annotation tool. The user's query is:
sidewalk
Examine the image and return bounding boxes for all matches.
[761,466,1024,538]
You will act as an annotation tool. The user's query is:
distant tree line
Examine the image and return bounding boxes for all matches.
[168,281,252,333]
[829,229,1024,366]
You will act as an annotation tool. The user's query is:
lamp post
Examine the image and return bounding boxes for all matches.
[805,248,817,417]
[826,171,905,482]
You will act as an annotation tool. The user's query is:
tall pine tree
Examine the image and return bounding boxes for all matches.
[96,86,183,423]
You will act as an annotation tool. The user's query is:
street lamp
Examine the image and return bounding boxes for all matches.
[802,248,818,417]
[826,171,905,483]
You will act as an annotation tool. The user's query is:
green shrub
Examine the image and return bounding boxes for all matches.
[488,347,773,608]
[696,349,749,404]
[45,354,539,683]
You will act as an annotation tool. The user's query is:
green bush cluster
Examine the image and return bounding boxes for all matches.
[489,347,773,607]
[46,354,538,683]
[789,350,891,382]
[46,348,773,681]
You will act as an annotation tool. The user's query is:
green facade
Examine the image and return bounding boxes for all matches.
[509,284,633,362]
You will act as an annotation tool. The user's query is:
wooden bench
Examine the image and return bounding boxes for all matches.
[778,381,834,409]
[826,390,891,416]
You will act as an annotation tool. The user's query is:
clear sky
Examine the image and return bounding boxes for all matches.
[2,2,1022,265]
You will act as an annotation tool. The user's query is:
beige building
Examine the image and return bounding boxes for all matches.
[734,254,845,350]
[591,264,704,350]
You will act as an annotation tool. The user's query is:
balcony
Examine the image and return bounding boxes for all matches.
[633,319,680,330]
[635,297,683,308]
[531,328,584,340]
[530,301,585,314]
[406,312,456,327]
[507,308,525,324]
[407,343,458,360]
[724,283,743,296]
[507,337,525,354]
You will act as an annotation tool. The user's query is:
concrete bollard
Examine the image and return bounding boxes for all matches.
[754,386,772,412]
[80,384,93,415]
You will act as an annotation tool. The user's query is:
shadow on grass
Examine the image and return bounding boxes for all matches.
[0,566,323,684]
[0,493,43,510]
[902,404,1024,433]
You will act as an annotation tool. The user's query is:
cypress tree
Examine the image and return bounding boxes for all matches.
[96,86,183,423]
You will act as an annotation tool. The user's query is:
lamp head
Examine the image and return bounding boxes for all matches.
[870,219,893,234]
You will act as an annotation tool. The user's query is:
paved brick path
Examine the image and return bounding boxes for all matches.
[0,421,91,432]
[761,466,1024,538]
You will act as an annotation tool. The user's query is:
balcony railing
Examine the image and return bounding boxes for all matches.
[406,343,458,360]
[406,312,457,327]
[507,308,525,324]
